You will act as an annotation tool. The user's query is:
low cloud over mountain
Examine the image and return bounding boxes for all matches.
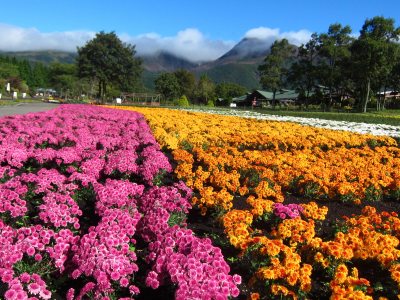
[244,27,311,46]
[0,23,311,62]
[124,29,235,63]
[0,23,96,52]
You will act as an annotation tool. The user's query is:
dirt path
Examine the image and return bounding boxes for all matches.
[0,102,59,117]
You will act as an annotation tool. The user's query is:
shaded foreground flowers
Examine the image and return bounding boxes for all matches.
[0,105,241,299]
[109,106,400,299]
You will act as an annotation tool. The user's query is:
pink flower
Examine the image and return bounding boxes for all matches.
[2,273,13,283]
[129,285,140,295]
[120,278,129,287]
[39,289,51,300]
[66,288,75,300]
[19,273,30,283]
[233,274,242,285]
[4,289,16,298]
[28,282,41,294]
[110,272,120,281]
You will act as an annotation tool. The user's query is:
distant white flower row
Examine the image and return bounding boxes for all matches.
[179,108,400,138]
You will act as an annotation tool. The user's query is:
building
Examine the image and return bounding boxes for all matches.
[232,89,298,107]
[35,88,57,97]
[378,90,400,100]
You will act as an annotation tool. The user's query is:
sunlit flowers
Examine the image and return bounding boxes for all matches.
[107,105,400,299]
[0,105,241,299]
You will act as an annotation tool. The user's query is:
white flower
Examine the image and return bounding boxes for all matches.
[177,108,400,138]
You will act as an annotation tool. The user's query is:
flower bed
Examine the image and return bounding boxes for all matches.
[108,106,400,299]
[0,105,240,299]
[177,108,400,138]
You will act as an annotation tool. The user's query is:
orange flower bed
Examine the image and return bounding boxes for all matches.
[106,106,400,299]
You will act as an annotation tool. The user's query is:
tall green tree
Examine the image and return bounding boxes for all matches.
[173,69,196,100]
[351,17,400,112]
[17,60,34,89]
[215,82,247,104]
[48,63,77,98]
[0,61,19,80]
[318,23,353,110]
[288,33,319,108]
[389,61,400,93]
[155,72,180,101]
[76,31,142,102]
[258,39,295,107]
[195,74,215,104]
[31,63,49,90]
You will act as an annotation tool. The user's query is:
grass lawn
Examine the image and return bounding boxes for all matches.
[173,104,400,126]
[245,108,400,126]
[0,99,44,106]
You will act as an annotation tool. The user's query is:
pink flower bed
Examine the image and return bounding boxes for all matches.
[0,105,240,299]
[273,203,304,219]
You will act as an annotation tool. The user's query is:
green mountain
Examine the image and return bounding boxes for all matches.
[190,37,270,90]
[0,50,77,64]
[142,69,161,91]
[1,37,273,90]
[141,51,198,72]
[194,63,260,90]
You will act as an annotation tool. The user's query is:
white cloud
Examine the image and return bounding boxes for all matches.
[0,24,234,62]
[0,23,95,52]
[0,24,313,62]
[124,28,235,62]
[245,27,280,40]
[245,26,312,46]
[281,30,313,46]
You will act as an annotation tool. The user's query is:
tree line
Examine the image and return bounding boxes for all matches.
[259,16,400,112]
[0,32,144,101]
[0,55,48,96]
[0,55,98,100]
[153,71,246,106]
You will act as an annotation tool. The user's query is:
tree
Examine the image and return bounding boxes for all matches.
[318,23,353,110]
[173,95,190,107]
[195,74,215,104]
[7,77,26,93]
[48,63,77,98]
[288,33,320,108]
[215,82,247,105]
[17,60,35,90]
[76,31,142,102]
[173,69,196,99]
[0,61,19,80]
[389,61,400,92]
[0,55,50,95]
[351,17,400,112]
[258,39,295,108]
[155,72,180,101]
[31,63,49,90]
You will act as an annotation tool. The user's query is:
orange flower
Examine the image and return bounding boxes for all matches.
[250,293,260,300]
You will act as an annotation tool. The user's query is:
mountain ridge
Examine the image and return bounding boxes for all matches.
[0,37,273,89]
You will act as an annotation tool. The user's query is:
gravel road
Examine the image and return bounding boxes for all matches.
[0,103,59,117]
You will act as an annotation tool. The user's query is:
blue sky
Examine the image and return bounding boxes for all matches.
[0,0,399,61]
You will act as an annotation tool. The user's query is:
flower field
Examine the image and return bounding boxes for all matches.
[0,105,241,299]
[108,106,400,299]
[176,108,400,138]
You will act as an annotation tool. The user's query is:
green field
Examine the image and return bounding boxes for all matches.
[0,99,44,106]
[253,108,400,126]
[168,105,400,127]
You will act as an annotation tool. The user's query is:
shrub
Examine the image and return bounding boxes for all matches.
[206,99,215,107]
[173,95,190,107]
